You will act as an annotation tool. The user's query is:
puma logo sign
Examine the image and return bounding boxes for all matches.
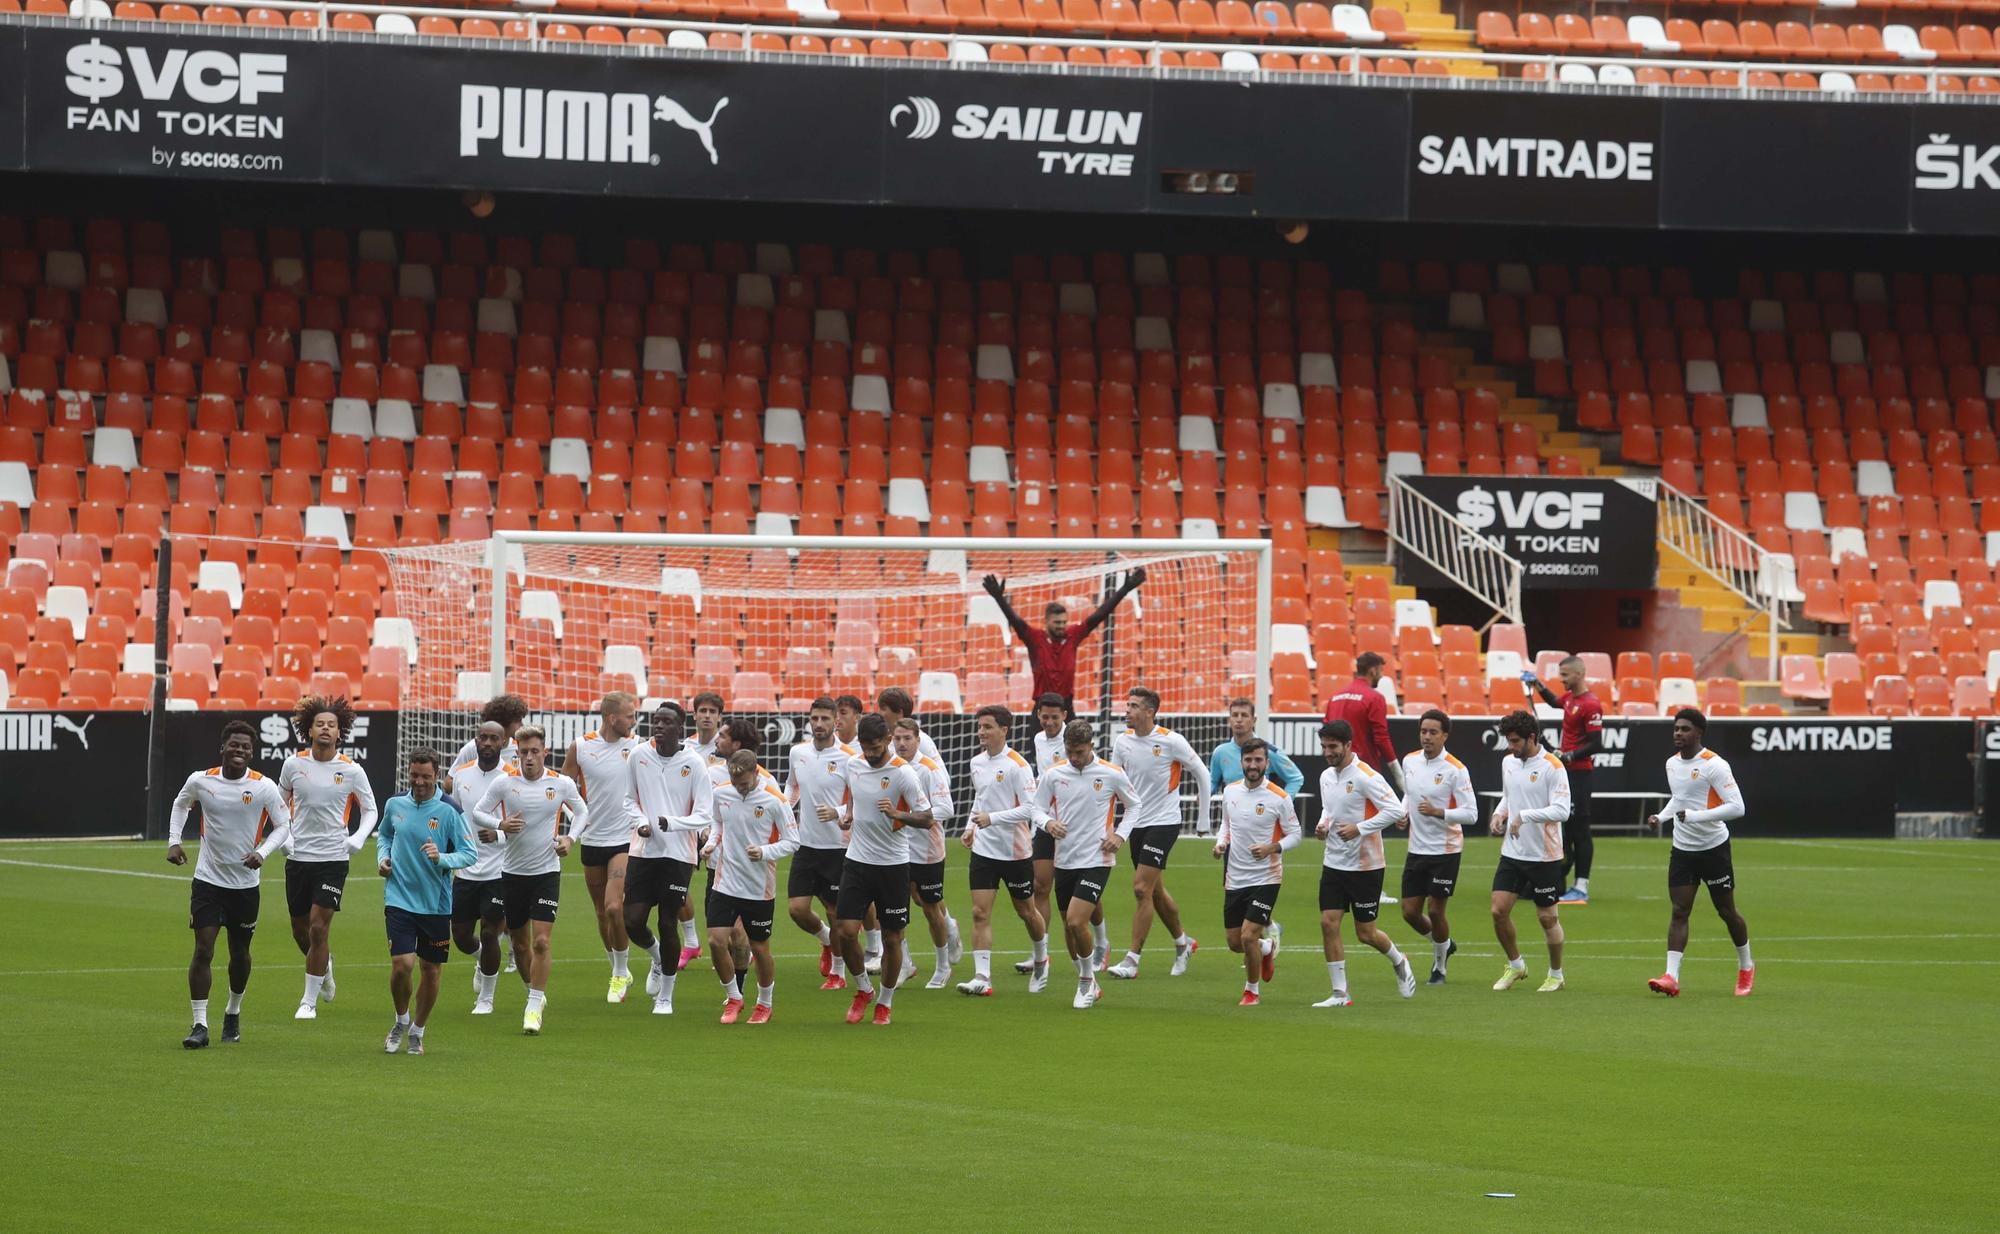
[54,714,94,750]
[654,96,727,165]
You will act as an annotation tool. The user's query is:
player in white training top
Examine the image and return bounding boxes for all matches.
[626,702,713,1016]
[1397,709,1477,986]
[1015,692,1071,976]
[168,720,291,1048]
[1106,686,1207,981]
[446,721,515,1014]
[958,704,1051,997]
[1033,719,1140,1011]
[786,697,860,991]
[672,690,726,966]
[1211,738,1300,1008]
[470,725,588,1034]
[278,694,379,1021]
[1489,710,1571,994]
[702,750,799,1025]
[565,691,644,1005]
[834,713,935,1027]
[1646,707,1754,999]
[1312,719,1416,1007]
[895,717,962,989]
[450,694,526,975]
[876,694,950,984]
[707,717,778,999]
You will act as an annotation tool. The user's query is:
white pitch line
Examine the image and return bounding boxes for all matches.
[0,858,185,881]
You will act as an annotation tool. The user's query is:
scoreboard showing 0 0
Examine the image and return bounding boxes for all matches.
[1399,476,1659,590]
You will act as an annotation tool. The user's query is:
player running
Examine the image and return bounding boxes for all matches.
[167,721,290,1048]
[1489,710,1571,993]
[1033,720,1140,1011]
[1397,709,1476,985]
[707,718,779,995]
[672,691,727,965]
[564,691,643,1003]
[1646,708,1754,998]
[1212,739,1299,1007]
[376,750,478,1057]
[1525,656,1604,905]
[1106,686,1206,980]
[447,722,515,1015]
[626,703,714,1016]
[1313,719,1417,1007]
[279,695,379,1021]
[786,697,859,991]
[448,692,524,972]
[470,725,588,1034]
[982,566,1146,710]
[893,717,961,988]
[703,750,799,1024]
[958,705,1050,997]
[833,713,934,1026]
[1015,692,1074,976]
[1210,696,1304,796]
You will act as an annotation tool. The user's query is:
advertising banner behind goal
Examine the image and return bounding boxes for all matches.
[1395,477,1658,590]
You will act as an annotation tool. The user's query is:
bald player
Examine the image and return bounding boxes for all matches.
[565,691,643,1003]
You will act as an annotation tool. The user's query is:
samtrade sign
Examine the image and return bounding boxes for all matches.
[1415,134,1654,181]
[890,95,1144,176]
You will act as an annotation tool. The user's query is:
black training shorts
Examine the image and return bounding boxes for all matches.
[451,876,504,925]
[501,870,562,929]
[836,858,911,933]
[908,860,946,905]
[1668,839,1735,893]
[1318,866,1385,922]
[968,853,1035,901]
[580,843,628,869]
[625,856,694,914]
[1400,852,1462,901]
[1054,865,1111,910]
[1492,855,1564,908]
[284,859,349,919]
[1224,883,1279,929]
[1127,824,1179,870]
[705,893,776,941]
[786,846,846,902]
[190,878,259,933]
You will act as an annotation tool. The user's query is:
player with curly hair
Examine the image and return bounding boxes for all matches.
[279,695,379,1021]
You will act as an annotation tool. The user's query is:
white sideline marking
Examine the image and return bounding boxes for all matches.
[0,858,184,881]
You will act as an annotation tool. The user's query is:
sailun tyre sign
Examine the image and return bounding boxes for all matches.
[1398,477,1660,591]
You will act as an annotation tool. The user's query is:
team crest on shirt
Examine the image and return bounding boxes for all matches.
[1434,774,1443,785]
[880,776,891,789]
[1152,744,1162,756]
[546,787,556,800]
[1345,784,1354,794]
[428,819,438,830]
[1529,771,1539,782]
[679,766,690,778]
[334,773,344,784]
[1690,770,1702,780]
[242,791,254,803]
[755,806,765,817]
[995,771,1006,782]
[1255,803,1266,815]
[1093,779,1103,791]
[622,750,631,761]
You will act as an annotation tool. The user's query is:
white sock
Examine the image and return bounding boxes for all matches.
[1575,878,1590,894]
[191,998,209,1027]
[854,969,875,994]
[301,971,321,1009]
[612,949,629,978]
[816,923,832,946]
[660,971,679,1000]
[642,939,662,966]
[1074,954,1093,979]
[1032,936,1049,963]
[935,945,950,971]
[1261,937,1276,956]
[1092,921,1109,952]
[409,1024,424,1039]
[974,949,992,978]
[1244,980,1259,995]
[1415,927,1433,942]
[1510,956,1527,972]
[679,918,699,948]
[225,989,244,1015]
[1736,943,1753,969]
[866,929,883,955]
[1122,950,1142,969]
[1327,960,1346,993]
[756,983,773,1007]
[325,956,334,983]
[395,1011,410,1027]
[1176,933,1194,949]
[1433,940,1450,970]
[526,988,546,1012]
[1384,944,1405,968]
[479,970,497,1000]
[1667,950,1684,979]
[721,975,738,996]
[1549,967,1564,981]
[879,983,896,1007]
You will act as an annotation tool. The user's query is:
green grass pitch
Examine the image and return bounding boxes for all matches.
[4,836,1994,1233]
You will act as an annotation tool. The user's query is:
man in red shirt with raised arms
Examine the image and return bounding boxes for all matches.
[983,567,1147,711]
[1322,652,1403,797]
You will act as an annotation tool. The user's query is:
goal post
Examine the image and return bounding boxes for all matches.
[385,534,1272,825]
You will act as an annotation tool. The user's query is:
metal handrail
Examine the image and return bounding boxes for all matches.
[1386,475,1525,626]
[1655,479,1787,676]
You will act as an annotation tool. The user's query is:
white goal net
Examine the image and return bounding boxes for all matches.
[384,534,1270,827]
